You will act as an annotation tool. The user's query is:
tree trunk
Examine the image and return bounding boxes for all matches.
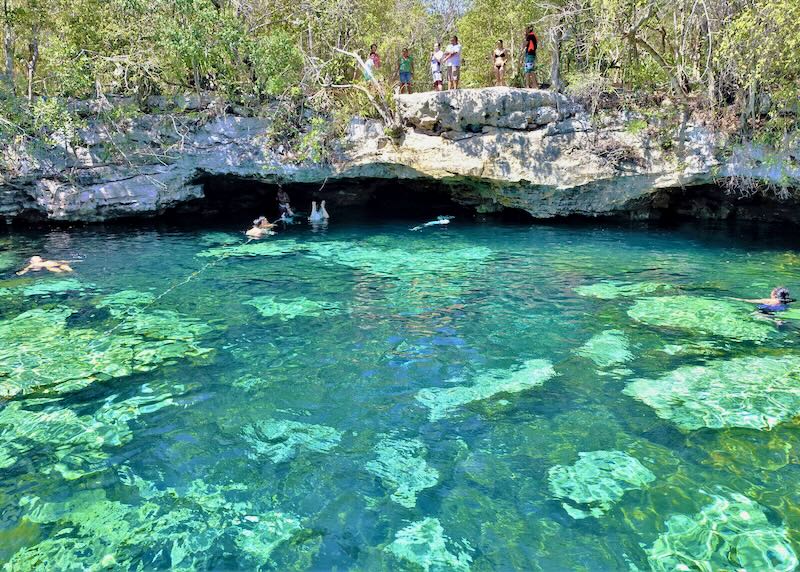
[550,26,563,92]
[2,0,14,92]
[26,24,38,102]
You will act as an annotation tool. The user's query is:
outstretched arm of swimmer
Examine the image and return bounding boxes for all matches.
[16,265,30,276]
[731,297,774,304]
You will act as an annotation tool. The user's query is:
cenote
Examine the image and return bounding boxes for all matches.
[2,206,800,571]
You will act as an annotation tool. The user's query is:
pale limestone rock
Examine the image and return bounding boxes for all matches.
[1,88,798,222]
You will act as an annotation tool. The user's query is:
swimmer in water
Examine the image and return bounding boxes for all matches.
[16,256,74,275]
[277,186,294,218]
[246,216,276,239]
[735,286,794,313]
[320,200,330,220]
[410,215,454,231]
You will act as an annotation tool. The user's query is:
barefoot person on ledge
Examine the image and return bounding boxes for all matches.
[16,256,74,275]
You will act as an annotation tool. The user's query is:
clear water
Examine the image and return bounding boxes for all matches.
[2,217,800,571]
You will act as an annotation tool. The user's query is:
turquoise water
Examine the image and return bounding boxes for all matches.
[2,218,800,570]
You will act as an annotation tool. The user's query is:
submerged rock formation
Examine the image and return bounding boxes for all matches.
[1,88,798,222]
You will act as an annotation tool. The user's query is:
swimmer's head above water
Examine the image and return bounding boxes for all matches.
[772,287,792,303]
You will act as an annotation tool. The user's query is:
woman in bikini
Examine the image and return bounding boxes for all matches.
[492,40,509,86]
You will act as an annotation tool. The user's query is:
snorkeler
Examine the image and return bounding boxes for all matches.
[16,256,74,275]
[246,216,276,239]
[277,186,294,218]
[736,286,794,313]
[410,216,454,231]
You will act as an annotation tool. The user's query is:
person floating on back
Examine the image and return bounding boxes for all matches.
[246,216,276,239]
[442,36,462,90]
[430,42,444,92]
[492,40,508,87]
[522,27,539,89]
[16,256,74,275]
[277,186,294,219]
[410,215,454,231]
[737,286,794,313]
[399,48,414,94]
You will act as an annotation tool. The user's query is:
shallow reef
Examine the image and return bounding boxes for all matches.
[386,517,472,572]
[242,418,344,463]
[624,355,800,430]
[646,489,798,572]
[628,295,773,341]
[0,303,212,398]
[416,359,556,421]
[197,238,304,258]
[304,241,492,278]
[245,296,343,321]
[576,330,633,368]
[365,437,439,508]
[0,392,174,479]
[575,281,672,300]
[547,450,656,519]
[5,469,304,571]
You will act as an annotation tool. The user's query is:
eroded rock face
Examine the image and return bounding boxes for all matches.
[0,88,798,222]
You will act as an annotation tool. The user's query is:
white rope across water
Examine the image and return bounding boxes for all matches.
[86,236,257,353]
[86,177,326,355]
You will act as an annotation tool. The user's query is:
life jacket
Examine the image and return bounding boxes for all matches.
[526,33,538,55]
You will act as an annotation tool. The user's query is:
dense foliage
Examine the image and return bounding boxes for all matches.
[0,0,797,135]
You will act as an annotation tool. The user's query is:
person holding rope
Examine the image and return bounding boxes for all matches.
[246,216,276,239]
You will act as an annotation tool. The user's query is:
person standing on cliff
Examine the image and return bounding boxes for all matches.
[430,42,444,91]
[442,36,462,90]
[522,27,539,89]
[492,40,509,86]
[399,48,414,94]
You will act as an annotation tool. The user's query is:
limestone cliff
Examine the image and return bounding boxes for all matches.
[0,88,797,222]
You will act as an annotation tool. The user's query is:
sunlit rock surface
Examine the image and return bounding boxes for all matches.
[2,89,798,222]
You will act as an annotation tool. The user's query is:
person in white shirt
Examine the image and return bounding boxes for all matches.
[430,42,444,91]
[441,35,462,90]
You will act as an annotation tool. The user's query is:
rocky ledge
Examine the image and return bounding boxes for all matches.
[1,88,798,222]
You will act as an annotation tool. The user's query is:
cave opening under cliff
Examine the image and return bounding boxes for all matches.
[176,175,502,223]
